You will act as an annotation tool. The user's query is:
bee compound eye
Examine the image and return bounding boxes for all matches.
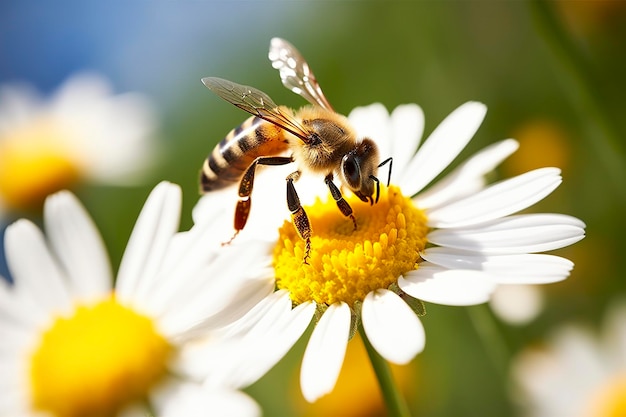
[342,154,361,189]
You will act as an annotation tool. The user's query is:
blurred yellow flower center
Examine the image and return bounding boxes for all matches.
[274,185,428,307]
[0,118,81,211]
[29,297,172,417]
[583,374,626,417]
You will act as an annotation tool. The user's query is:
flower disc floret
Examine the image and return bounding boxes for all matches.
[273,185,428,307]
[29,297,172,417]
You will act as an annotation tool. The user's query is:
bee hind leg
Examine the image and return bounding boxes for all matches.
[286,172,312,265]
[324,174,357,231]
[224,155,293,245]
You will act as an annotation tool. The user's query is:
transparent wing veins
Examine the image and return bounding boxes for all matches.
[268,37,334,111]
[202,77,311,142]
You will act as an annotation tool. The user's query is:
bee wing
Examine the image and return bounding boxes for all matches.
[268,37,334,112]
[202,77,311,142]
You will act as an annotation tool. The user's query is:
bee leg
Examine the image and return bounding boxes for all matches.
[286,172,312,265]
[324,174,357,231]
[223,155,293,245]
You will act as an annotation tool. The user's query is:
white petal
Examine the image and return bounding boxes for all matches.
[176,291,309,388]
[192,166,297,242]
[549,326,606,384]
[160,273,275,340]
[191,187,237,230]
[4,220,72,314]
[196,389,260,417]
[242,296,313,341]
[185,271,276,332]
[421,248,574,284]
[199,302,315,389]
[414,139,519,210]
[149,240,275,336]
[489,284,545,325]
[173,293,299,382]
[348,103,391,157]
[215,290,294,339]
[427,213,586,254]
[115,182,181,303]
[398,101,487,196]
[0,361,30,417]
[237,301,315,387]
[52,72,111,111]
[361,289,425,364]
[52,73,156,183]
[510,330,600,417]
[300,302,351,403]
[84,94,156,182]
[0,83,41,131]
[153,202,248,287]
[44,191,112,300]
[426,167,562,228]
[399,263,496,306]
[0,278,46,328]
[152,379,260,417]
[389,104,424,177]
[0,348,31,398]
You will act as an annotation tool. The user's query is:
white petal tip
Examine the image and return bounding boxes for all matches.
[362,290,425,364]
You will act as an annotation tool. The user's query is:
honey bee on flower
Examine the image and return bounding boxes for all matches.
[194,38,585,403]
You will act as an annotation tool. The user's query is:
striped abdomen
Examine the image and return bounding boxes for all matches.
[200,116,290,192]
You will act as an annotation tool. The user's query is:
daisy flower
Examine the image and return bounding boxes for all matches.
[511,300,626,417]
[0,72,157,216]
[0,181,279,417]
[194,101,586,404]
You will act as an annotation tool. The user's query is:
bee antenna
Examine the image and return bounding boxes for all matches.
[378,157,393,186]
[369,175,380,204]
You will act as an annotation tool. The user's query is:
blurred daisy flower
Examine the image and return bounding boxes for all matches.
[489,284,546,326]
[0,181,276,417]
[194,102,586,403]
[0,73,157,216]
[512,300,626,417]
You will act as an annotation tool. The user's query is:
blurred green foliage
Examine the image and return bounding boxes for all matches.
[4,1,626,416]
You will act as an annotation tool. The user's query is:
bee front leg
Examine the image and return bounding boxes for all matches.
[224,155,293,245]
[324,174,357,230]
[286,172,312,265]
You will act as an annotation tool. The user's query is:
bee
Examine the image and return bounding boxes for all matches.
[200,38,391,263]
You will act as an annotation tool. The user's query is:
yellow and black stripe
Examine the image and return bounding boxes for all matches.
[200,116,289,192]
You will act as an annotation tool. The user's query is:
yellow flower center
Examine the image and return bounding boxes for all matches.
[583,373,626,417]
[274,185,428,307]
[0,118,82,211]
[29,297,172,417]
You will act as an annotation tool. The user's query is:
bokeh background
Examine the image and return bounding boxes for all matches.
[1,1,625,416]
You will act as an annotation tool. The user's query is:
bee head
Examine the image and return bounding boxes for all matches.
[340,138,391,205]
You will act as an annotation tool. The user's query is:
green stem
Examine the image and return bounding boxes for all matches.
[529,0,626,205]
[466,305,511,378]
[358,326,412,417]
